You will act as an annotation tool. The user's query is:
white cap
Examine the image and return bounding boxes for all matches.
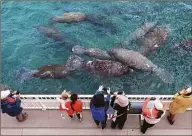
[154,99,163,110]
[186,87,192,93]
[115,95,129,107]
[1,90,10,99]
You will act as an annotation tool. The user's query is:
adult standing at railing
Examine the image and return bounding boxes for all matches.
[167,87,192,125]
[90,85,111,129]
[141,97,166,134]
[1,90,28,122]
[110,91,129,130]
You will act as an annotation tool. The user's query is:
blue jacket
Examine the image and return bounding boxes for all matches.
[1,95,23,117]
[90,90,110,121]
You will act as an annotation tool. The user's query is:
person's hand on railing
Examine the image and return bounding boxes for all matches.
[98,85,104,92]
[107,87,111,95]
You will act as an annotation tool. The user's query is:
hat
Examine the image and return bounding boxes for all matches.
[186,87,192,94]
[1,90,10,99]
[154,99,163,110]
[115,95,129,107]
[61,90,70,98]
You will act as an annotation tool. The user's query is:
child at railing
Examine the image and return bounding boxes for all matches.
[65,93,83,121]
[57,90,70,119]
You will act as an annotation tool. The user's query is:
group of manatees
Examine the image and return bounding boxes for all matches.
[17,12,192,84]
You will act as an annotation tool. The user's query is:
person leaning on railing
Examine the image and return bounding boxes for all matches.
[110,91,129,130]
[167,87,192,125]
[65,93,83,121]
[1,90,28,122]
[141,97,166,134]
[90,85,111,129]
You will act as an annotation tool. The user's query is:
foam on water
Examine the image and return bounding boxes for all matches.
[1,1,192,94]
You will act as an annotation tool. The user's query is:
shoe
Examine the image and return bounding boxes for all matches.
[79,117,83,122]
[102,124,106,129]
[16,112,28,122]
[71,114,75,120]
[79,114,83,122]
[167,116,174,125]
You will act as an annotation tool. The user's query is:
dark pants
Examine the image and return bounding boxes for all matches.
[111,120,125,129]
[167,112,176,124]
[111,114,127,129]
[94,114,107,129]
[141,119,155,134]
[69,113,81,119]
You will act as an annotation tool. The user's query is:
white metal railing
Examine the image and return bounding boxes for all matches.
[20,94,192,111]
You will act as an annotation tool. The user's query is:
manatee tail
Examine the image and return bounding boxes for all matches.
[153,67,174,84]
[66,55,87,70]
[72,45,87,55]
[16,67,37,83]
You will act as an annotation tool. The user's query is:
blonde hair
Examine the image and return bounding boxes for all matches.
[61,90,71,100]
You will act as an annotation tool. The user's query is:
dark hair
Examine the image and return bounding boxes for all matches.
[185,92,192,96]
[70,93,78,104]
[156,110,164,119]
[102,87,107,91]
[93,94,105,107]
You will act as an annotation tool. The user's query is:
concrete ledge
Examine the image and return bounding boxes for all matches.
[1,128,23,135]
[1,128,192,135]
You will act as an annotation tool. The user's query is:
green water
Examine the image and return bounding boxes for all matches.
[1,1,192,95]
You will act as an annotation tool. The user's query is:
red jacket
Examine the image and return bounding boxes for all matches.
[65,100,83,115]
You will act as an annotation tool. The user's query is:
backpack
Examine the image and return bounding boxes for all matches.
[90,105,106,121]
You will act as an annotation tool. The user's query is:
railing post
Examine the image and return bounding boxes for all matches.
[37,97,47,111]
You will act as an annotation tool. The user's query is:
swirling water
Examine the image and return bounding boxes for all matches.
[1,1,192,94]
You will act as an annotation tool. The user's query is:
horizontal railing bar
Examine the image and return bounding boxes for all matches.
[18,94,192,111]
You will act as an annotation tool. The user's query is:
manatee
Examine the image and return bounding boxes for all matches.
[118,21,158,47]
[139,27,169,57]
[66,54,86,70]
[177,38,192,51]
[50,12,87,24]
[72,45,112,60]
[86,59,132,77]
[35,25,64,41]
[35,25,75,46]
[108,48,173,84]
[86,13,119,34]
[16,65,72,83]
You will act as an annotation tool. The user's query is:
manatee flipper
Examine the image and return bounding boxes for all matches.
[66,55,86,70]
[16,67,37,83]
[72,45,87,55]
[153,67,174,84]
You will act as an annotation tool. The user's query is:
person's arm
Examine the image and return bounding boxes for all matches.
[110,96,116,108]
[90,97,94,109]
[104,94,111,110]
[173,89,186,98]
[15,98,21,108]
[142,98,151,116]
[162,103,167,114]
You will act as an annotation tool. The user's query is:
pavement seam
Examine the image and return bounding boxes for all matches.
[21,128,23,136]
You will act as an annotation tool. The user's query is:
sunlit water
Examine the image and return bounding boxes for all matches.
[1,1,192,94]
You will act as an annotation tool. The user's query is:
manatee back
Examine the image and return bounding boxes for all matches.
[111,48,156,71]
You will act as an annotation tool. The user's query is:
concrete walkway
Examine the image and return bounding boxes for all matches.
[1,110,192,135]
